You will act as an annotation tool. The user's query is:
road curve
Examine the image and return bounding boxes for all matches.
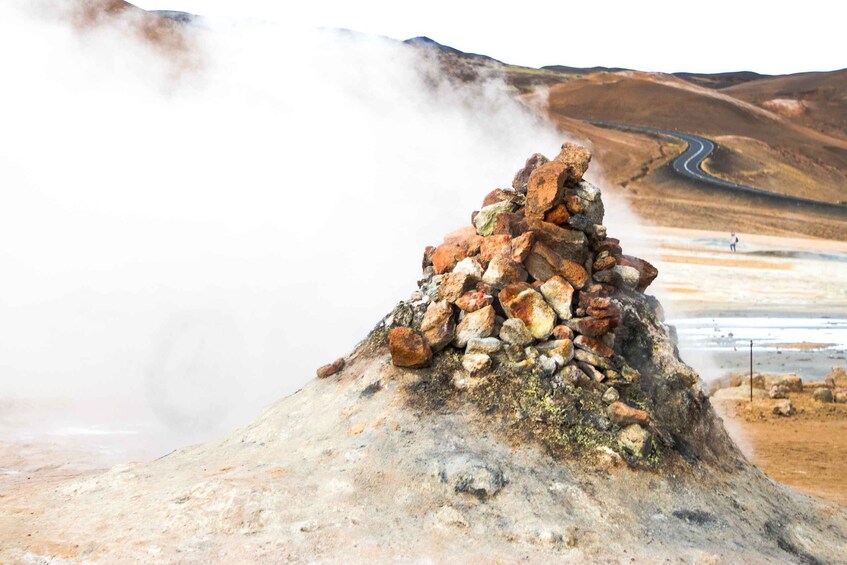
[591,121,847,212]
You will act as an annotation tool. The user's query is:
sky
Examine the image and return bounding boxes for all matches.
[133,0,847,75]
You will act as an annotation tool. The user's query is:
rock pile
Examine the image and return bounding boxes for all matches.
[383,142,665,460]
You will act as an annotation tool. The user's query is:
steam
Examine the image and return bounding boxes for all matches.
[0,3,563,446]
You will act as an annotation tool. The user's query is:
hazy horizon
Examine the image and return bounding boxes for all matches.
[132,0,847,75]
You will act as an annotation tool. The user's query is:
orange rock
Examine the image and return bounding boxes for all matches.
[443,226,483,255]
[455,289,493,312]
[510,231,535,263]
[316,358,345,378]
[482,254,528,289]
[431,243,468,275]
[526,242,589,289]
[526,160,567,219]
[574,335,613,357]
[553,142,591,184]
[479,234,512,262]
[619,255,658,291]
[454,305,496,347]
[544,204,571,226]
[388,327,432,368]
[593,255,616,271]
[420,300,456,352]
[498,282,556,340]
[438,271,478,303]
[564,194,585,215]
[607,401,650,427]
[512,152,549,193]
[568,317,614,337]
[482,188,520,207]
[525,219,587,263]
[552,325,574,341]
[422,245,435,270]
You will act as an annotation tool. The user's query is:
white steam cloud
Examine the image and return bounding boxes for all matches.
[0,2,564,448]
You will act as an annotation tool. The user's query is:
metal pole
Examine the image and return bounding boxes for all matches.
[749,340,753,402]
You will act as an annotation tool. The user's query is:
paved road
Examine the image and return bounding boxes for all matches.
[591,121,847,211]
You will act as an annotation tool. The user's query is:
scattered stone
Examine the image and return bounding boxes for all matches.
[566,214,593,232]
[388,327,432,368]
[593,255,616,271]
[552,325,574,341]
[512,153,548,194]
[492,211,526,237]
[607,401,650,427]
[499,318,535,347]
[526,219,588,263]
[619,424,651,458]
[812,387,834,403]
[455,289,493,312]
[556,364,591,387]
[474,200,518,236]
[482,254,528,289]
[620,255,659,291]
[574,348,613,370]
[431,243,468,275]
[434,505,469,529]
[768,385,787,399]
[453,257,484,278]
[602,386,620,404]
[574,335,614,357]
[578,361,606,383]
[779,374,803,392]
[536,354,558,377]
[544,204,570,226]
[564,193,584,215]
[525,241,589,289]
[536,339,574,367]
[479,234,512,263]
[439,271,477,303]
[553,142,591,184]
[453,305,496,348]
[466,337,503,355]
[482,188,522,208]
[510,231,536,263]
[443,226,484,254]
[539,276,575,320]
[772,400,794,417]
[566,317,615,338]
[526,160,568,219]
[316,358,345,378]
[612,265,641,289]
[440,453,505,499]
[462,352,492,374]
[421,300,456,352]
[498,282,557,340]
[825,368,847,389]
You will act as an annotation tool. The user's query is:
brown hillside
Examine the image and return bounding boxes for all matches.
[546,71,847,205]
[724,68,847,142]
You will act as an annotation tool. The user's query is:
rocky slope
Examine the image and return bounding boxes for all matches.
[3,145,846,564]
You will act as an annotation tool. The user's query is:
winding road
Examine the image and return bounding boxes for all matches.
[591,121,847,211]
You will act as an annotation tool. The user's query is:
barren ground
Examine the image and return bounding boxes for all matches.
[713,392,847,505]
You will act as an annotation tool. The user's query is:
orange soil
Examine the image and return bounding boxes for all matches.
[714,393,847,506]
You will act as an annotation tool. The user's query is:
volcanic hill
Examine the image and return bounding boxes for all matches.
[2,144,845,564]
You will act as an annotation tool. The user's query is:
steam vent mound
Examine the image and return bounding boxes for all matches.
[3,145,847,565]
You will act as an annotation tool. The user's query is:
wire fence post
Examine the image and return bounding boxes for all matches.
[749,340,753,402]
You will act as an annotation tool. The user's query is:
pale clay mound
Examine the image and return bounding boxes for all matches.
[4,145,847,564]
[4,351,846,564]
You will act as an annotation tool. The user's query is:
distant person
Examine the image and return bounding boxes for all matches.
[730,232,739,252]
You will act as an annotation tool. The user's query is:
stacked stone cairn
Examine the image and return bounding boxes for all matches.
[385,142,659,457]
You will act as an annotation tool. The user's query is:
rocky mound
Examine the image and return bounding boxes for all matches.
[374,143,722,467]
[2,145,846,564]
